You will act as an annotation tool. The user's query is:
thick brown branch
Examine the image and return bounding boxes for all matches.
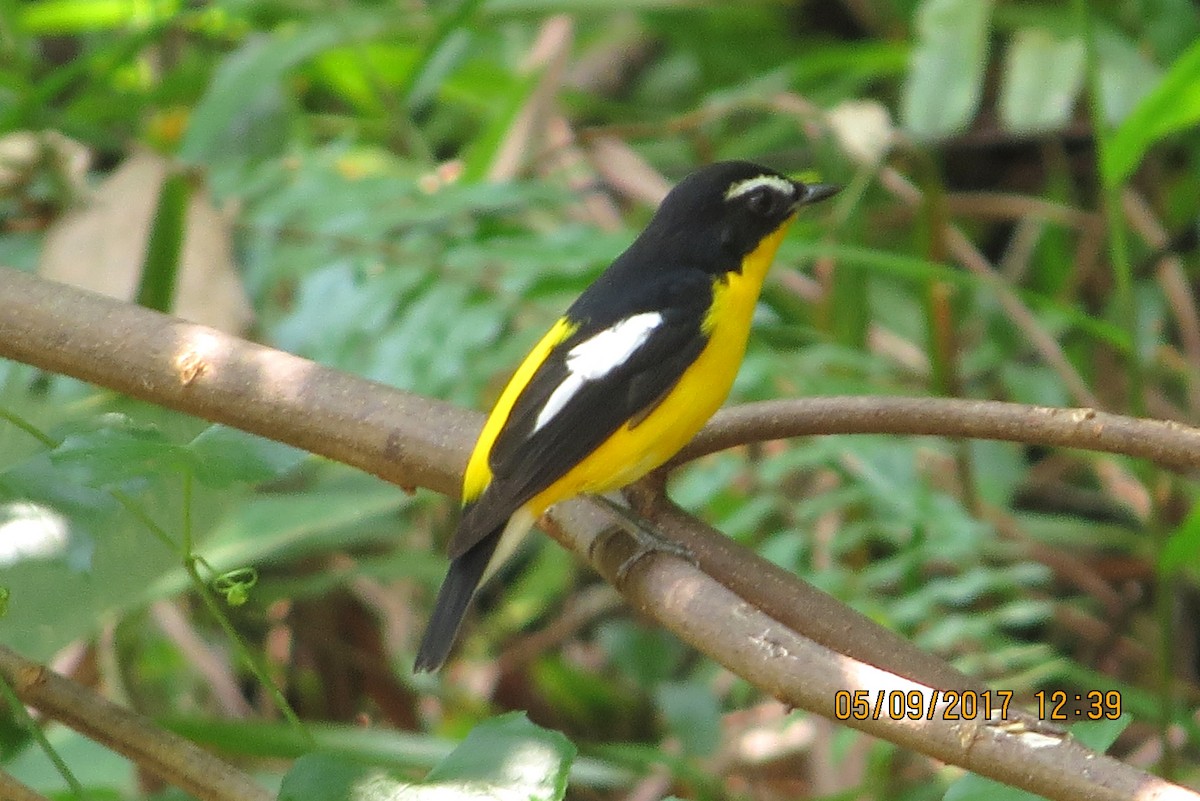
[0,647,271,801]
[551,500,1194,801]
[0,266,472,497]
[1,267,1197,801]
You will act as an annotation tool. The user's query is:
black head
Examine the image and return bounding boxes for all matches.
[632,161,840,274]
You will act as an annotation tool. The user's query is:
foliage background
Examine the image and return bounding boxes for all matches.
[2,0,1200,798]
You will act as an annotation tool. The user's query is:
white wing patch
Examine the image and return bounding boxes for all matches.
[725,174,795,201]
[532,312,664,434]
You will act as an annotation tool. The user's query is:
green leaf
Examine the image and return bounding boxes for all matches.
[166,717,633,790]
[902,0,994,139]
[50,422,191,488]
[186,425,307,488]
[278,713,575,801]
[278,755,386,801]
[999,29,1085,133]
[425,712,574,795]
[1104,37,1200,182]
[135,170,190,313]
[19,0,178,33]
[655,682,722,756]
[1159,500,1200,575]
[1094,28,1162,127]
[179,25,349,164]
[1071,715,1129,752]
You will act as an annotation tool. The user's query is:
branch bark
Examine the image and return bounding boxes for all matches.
[675,397,1200,473]
[1,266,1197,801]
[0,647,271,801]
[0,769,50,801]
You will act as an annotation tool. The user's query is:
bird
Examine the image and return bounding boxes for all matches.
[414,160,840,672]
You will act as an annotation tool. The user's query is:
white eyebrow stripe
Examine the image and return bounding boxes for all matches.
[724,174,796,201]
[531,312,664,433]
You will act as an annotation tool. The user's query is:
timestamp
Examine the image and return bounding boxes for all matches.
[1035,690,1122,721]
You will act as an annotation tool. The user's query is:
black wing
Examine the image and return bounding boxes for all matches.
[447,269,713,559]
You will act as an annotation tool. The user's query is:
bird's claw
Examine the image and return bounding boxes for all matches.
[612,522,695,582]
[589,494,696,583]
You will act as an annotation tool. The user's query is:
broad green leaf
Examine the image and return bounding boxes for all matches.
[425,713,574,798]
[0,479,181,659]
[50,423,191,487]
[1000,29,1085,133]
[901,0,993,139]
[655,682,722,756]
[146,484,410,599]
[1095,29,1162,127]
[278,713,575,801]
[1104,38,1200,182]
[186,425,307,488]
[167,717,633,789]
[179,25,352,164]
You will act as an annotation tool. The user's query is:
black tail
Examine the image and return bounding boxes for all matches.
[413,530,501,672]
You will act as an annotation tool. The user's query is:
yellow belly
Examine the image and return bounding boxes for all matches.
[525,217,794,513]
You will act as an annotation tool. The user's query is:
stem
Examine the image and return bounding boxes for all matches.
[1075,0,1168,775]
[0,671,87,799]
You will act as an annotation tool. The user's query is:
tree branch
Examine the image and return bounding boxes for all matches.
[674,397,1200,473]
[0,647,271,801]
[0,769,50,801]
[1,266,1197,801]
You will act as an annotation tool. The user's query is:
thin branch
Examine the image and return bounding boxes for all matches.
[0,646,271,801]
[767,91,1104,410]
[0,267,471,498]
[671,397,1200,473]
[0,770,50,801]
[1122,187,1200,416]
[877,166,1102,409]
[1,267,1197,801]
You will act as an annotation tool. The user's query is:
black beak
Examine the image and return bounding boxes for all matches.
[796,182,841,206]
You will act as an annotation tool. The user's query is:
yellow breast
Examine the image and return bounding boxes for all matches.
[525,216,795,511]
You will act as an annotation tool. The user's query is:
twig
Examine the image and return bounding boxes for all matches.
[0,646,271,801]
[671,397,1200,473]
[1,267,1197,801]
[877,166,1102,409]
[1122,188,1200,416]
[150,601,253,718]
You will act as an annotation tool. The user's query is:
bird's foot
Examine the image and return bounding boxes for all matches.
[590,495,695,583]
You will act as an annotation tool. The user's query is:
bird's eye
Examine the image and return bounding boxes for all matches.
[744,187,779,217]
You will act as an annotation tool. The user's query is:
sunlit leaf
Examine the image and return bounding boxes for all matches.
[999,29,1085,133]
[1104,37,1200,182]
[1095,28,1162,127]
[901,0,993,139]
[279,713,575,801]
[19,0,178,33]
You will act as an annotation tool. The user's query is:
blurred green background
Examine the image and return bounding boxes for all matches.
[2,0,1200,798]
